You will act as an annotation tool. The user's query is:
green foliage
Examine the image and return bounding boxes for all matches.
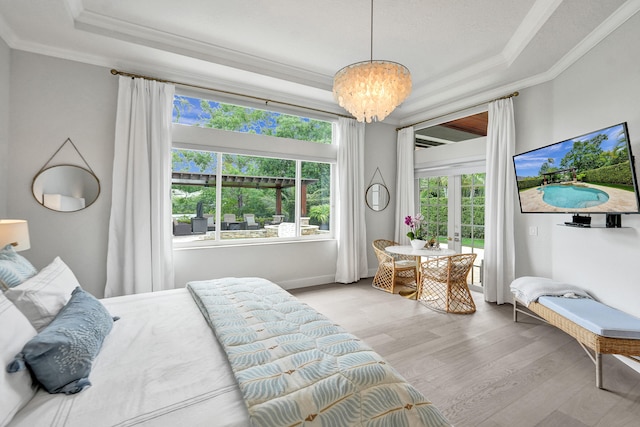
[560,134,606,172]
[517,177,544,190]
[175,95,332,144]
[309,204,330,225]
[419,173,486,245]
[583,161,634,186]
[176,215,191,224]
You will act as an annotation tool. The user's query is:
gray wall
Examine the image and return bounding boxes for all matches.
[0,36,9,217]
[513,12,640,316]
[7,51,117,297]
[363,122,397,276]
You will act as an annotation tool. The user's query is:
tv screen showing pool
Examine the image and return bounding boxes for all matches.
[513,122,640,214]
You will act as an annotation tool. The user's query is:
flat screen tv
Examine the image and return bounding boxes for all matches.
[513,122,640,215]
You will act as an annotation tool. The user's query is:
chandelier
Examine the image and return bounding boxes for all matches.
[332,0,412,123]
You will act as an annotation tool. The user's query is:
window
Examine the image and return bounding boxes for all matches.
[171,94,335,244]
[173,95,332,144]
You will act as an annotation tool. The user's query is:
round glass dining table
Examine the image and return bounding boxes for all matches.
[385,245,456,299]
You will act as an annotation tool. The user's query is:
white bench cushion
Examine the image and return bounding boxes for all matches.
[538,296,640,340]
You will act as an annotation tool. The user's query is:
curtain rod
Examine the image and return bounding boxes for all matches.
[110,69,352,119]
[396,91,519,131]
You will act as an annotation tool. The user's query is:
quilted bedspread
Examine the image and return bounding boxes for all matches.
[187,277,451,427]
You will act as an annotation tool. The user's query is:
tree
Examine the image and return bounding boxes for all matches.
[559,134,606,172]
[538,157,555,176]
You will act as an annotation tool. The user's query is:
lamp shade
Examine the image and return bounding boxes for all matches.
[0,220,31,251]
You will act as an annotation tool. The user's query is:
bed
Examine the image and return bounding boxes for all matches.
[2,249,450,426]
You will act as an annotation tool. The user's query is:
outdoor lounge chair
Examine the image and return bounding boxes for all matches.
[243,214,260,230]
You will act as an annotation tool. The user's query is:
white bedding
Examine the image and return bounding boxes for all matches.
[8,289,250,427]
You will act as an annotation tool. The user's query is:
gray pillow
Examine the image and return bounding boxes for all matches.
[7,287,117,394]
[0,244,38,289]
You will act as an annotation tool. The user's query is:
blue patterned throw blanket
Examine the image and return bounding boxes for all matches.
[187,277,451,427]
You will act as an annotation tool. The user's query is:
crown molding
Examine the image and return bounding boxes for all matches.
[72,6,333,91]
[501,0,563,67]
[544,0,640,81]
[0,12,18,47]
[398,0,640,127]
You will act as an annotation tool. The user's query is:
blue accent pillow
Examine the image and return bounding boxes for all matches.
[7,287,117,394]
[0,244,38,289]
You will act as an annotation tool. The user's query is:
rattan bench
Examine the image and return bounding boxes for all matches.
[514,296,640,389]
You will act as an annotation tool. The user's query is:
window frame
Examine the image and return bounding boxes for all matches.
[171,121,337,249]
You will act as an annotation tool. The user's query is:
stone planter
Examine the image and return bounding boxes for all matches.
[173,222,192,236]
[191,217,208,234]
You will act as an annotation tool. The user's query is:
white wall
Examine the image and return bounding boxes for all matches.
[514,12,640,317]
[0,37,9,217]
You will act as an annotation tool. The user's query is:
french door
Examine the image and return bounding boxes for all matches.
[419,172,485,291]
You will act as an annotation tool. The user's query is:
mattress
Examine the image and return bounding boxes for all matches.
[8,288,250,427]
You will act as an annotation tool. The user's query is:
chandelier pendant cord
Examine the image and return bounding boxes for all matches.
[369,0,374,63]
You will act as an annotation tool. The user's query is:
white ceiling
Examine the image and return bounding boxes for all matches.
[1,0,638,125]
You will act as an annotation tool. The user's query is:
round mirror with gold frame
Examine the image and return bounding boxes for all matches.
[32,165,100,212]
[365,183,390,211]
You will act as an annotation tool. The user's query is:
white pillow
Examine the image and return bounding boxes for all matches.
[0,293,38,426]
[4,257,81,331]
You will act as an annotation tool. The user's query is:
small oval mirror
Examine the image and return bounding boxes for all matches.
[32,165,100,212]
[365,183,390,211]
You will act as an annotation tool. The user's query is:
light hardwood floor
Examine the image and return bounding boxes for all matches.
[289,279,640,427]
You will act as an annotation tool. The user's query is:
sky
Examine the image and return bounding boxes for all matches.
[173,95,219,126]
[513,123,628,177]
[173,95,290,133]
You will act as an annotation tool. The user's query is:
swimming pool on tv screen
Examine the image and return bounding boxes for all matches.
[540,184,609,209]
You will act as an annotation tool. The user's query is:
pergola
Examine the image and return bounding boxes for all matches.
[172,172,318,215]
[542,167,576,183]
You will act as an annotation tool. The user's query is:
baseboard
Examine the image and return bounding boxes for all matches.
[280,274,372,290]
[279,274,338,290]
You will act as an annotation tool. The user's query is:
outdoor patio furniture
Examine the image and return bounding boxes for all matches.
[243,214,260,230]
[271,214,285,225]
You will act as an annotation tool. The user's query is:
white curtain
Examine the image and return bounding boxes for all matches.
[484,98,516,304]
[335,117,368,283]
[105,77,176,297]
[394,126,415,244]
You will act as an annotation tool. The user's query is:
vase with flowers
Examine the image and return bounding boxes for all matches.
[405,214,427,249]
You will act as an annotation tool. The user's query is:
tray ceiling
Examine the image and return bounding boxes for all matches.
[0,0,637,124]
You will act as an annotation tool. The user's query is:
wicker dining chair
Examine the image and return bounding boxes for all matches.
[418,253,477,313]
[372,239,417,293]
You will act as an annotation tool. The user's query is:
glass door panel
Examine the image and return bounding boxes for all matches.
[419,177,448,247]
[460,173,485,291]
[419,172,486,290]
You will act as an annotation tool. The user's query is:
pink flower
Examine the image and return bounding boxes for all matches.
[404,213,425,240]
